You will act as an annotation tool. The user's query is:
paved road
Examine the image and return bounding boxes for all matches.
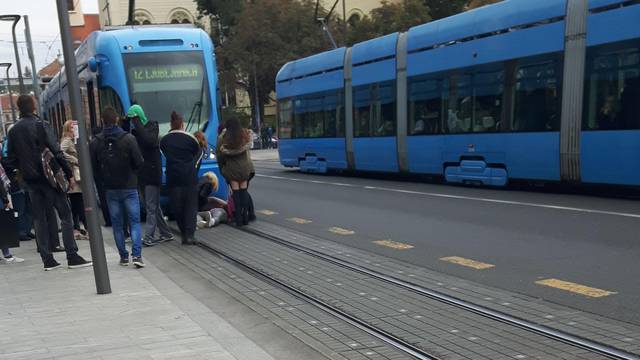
[247,153,640,325]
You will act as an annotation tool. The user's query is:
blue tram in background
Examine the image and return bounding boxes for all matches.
[41,25,226,198]
[276,0,640,187]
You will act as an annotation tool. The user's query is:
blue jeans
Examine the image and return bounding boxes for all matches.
[106,189,142,259]
[12,191,33,238]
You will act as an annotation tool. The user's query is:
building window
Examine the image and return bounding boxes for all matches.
[134,10,154,25]
[67,0,75,11]
[169,9,193,24]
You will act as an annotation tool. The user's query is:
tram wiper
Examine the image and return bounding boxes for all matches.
[186,77,206,132]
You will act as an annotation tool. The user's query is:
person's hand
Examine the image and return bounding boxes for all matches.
[69,178,77,191]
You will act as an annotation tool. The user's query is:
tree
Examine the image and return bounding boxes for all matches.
[423,0,467,20]
[347,0,431,45]
[465,0,502,10]
[197,0,331,127]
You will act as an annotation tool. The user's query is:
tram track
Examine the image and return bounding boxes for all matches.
[197,225,639,360]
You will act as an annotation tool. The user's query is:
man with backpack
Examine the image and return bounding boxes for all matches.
[4,95,92,271]
[90,107,145,268]
[128,105,174,247]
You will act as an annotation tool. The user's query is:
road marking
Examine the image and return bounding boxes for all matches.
[287,217,312,224]
[535,278,616,298]
[256,174,640,219]
[257,209,278,216]
[328,227,355,235]
[440,256,495,270]
[373,239,414,250]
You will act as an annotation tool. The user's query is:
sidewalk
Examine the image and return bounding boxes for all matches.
[0,236,277,360]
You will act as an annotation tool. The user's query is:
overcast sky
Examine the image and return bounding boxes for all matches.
[0,0,99,77]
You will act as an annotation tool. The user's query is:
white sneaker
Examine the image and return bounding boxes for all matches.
[3,256,24,264]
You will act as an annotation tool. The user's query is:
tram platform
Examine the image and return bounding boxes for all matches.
[3,222,640,360]
[0,233,317,360]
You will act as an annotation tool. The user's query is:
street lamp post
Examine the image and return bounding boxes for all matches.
[24,16,41,103]
[0,63,17,124]
[55,0,112,295]
[0,15,25,94]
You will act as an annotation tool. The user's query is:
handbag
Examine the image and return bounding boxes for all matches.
[0,208,19,249]
[73,167,81,182]
[37,121,70,193]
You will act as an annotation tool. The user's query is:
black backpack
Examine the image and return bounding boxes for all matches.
[98,133,130,188]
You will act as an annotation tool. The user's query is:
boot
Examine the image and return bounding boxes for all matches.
[232,191,243,226]
[240,189,249,225]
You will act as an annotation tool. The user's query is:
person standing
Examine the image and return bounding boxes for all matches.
[2,128,35,242]
[216,117,255,226]
[128,105,174,247]
[60,120,88,240]
[90,107,145,268]
[160,111,203,245]
[4,95,92,271]
[0,150,24,264]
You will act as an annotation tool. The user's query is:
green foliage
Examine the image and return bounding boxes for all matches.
[423,0,467,20]
[347,0,431,45]
[221,106,252,128]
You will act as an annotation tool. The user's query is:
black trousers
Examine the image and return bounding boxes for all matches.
[68,192,86,230]
[96,182,112,226]
[27,183,78,262]
[169,186,198,239]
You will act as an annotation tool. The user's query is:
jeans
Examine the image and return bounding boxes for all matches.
[11,191,32,238]
[1,248,10,257]
[27,183,78,262]
[143,185,172,241]
[106,189,142,259]
[169,186,198,239]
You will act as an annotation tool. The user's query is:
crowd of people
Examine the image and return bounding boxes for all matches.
[0,94,255,271]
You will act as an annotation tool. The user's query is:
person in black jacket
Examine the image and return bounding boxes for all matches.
[128,105,174,247]
[160,111,203,245]
[91,107,145,268]
[4,95,92,271]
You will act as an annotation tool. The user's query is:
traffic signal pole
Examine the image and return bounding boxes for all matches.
[55,0,112,295]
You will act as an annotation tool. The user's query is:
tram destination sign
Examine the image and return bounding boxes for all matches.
[128,64,203,92]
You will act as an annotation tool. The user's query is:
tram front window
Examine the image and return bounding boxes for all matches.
[124,51,210,135]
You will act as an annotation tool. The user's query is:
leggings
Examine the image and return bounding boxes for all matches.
[68,193,86,230]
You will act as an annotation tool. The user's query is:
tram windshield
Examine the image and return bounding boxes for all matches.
[124,51,210,135]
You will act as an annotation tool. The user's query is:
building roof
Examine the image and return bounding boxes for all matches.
[38,58,62,79]
[0,93,18,112]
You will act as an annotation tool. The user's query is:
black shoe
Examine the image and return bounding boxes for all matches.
[119,257,129,266]
[132,256,145,268]
[43,258,62,271]
[67,254,93,269]
[52,246,65,253]
[249,213,257,222]
[19,236,31,242]
[27,231,36,239]
[142,239,157,247]
[159,234,175,243]
[181,236,196,245]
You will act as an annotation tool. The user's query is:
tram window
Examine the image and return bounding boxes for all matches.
[353,82,396,137]
[278,99,293,139]
[408,77,443,135]
[99,86,124,117]
[324,94,338,138]
[473,70,503,132]
[513,56,561,132]
[447,75,472,133]
[583,39,640,131]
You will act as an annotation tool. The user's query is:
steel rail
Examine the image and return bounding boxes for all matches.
[239,226,640,360]
[196,240,442,360]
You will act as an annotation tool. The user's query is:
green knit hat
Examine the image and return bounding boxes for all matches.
[127,104,148,125]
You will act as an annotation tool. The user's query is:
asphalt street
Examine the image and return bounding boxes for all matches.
[248,153,640,325]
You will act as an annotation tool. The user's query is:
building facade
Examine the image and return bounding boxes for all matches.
[320,0,398,22]
[97,0,201,27]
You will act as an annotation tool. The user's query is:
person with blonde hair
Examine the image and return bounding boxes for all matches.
[61,120,87,240]
[197,171,228,228]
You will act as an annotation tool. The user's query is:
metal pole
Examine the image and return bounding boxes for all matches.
[55,0,112,295]
[4,67,16,122]
[127,0,136,25]
[10,18,25,94]
[343,0,347,46]
[253,64,261,131]
[24,16,41,103]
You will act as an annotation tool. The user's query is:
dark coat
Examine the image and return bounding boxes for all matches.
[216,130,255,182]
[160,130,202,187]
[132,118,162,186]
[90,126,144,190]
[5,115,72,185]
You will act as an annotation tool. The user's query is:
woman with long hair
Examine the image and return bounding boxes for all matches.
[60,120,87,240]
[216,117,254,226]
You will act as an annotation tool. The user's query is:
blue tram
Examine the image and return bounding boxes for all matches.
[276,0,640,187]
[41,25,226,198]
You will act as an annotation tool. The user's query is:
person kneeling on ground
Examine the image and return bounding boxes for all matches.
[90,107,146,268]
[196,172,230,228]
